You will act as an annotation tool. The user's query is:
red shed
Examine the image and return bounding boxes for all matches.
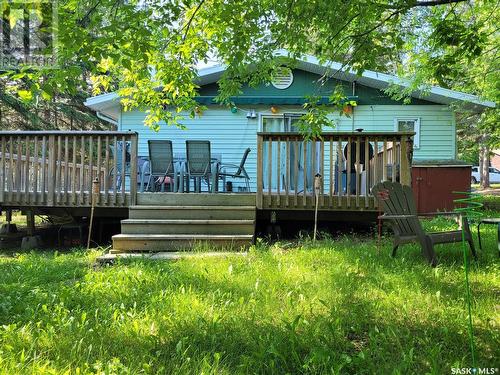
[412,161,472,214]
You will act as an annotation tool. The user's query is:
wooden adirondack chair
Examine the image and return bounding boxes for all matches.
[372,181,476,266]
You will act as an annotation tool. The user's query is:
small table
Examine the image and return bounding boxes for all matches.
[477,218,500,256]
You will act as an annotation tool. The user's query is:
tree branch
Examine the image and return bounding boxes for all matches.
[414,0,467,7]
[182,0,206,42]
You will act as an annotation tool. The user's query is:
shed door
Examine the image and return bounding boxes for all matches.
[412,167,427,213]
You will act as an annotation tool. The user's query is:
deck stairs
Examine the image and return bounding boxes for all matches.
[111,193,256,253]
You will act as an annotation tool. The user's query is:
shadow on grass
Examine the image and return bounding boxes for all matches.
[0,236,498,374]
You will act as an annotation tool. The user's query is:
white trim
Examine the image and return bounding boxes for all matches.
[258,112,305,132]
[84,92,119,108]
[96,111,118,126]
[394,117,420,149]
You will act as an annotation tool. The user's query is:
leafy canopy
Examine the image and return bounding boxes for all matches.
[2,0,497,133]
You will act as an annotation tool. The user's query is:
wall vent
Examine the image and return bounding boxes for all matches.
[271,68,294,90]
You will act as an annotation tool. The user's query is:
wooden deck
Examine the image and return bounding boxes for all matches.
[0,130,413,212]
[256,131,413,211]
[0,130,413,252]
[0,131,138,209]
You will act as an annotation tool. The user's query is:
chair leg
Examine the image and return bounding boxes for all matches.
[468,238,477,260]
[392,242,399,257]
[497,223,500,257]
[423,236,437,267]
[463,221,477,260]
[145,176,152,192]
[477,222,482,251]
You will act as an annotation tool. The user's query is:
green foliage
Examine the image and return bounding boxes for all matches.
[296,89,358,137]
[295,96,337,138]
[394,1,499,162]
[0,217,499,374]
[1,0,496,135]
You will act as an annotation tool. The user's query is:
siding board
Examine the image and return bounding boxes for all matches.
[121,104,456,191]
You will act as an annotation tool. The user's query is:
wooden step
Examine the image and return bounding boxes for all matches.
[112,234,254,252]
[121,219,255,235]
[136,193,255,206]
[129,205,256,220]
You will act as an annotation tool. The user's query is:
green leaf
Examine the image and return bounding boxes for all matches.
[18,90,33,101]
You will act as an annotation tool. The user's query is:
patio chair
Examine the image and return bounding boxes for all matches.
[218,148,251,192]
[145,140,176,192]
[185,140,213,192]
[372,180,476,267]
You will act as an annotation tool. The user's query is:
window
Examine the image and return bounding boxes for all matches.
[394,118,420,148]
[260,113,301,132]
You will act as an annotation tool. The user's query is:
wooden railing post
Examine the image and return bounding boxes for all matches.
[47,134,56,205]
[399,135,411,186]
[256,134,263,209]
[0,137,5,203]
[129,132,138,206]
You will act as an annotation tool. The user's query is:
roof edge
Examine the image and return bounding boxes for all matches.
[85,53,496,111]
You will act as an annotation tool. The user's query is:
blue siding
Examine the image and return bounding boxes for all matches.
[120,104,456,191]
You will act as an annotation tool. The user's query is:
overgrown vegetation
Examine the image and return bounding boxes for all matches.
[0,215,499,374]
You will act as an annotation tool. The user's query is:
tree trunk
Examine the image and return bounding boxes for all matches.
[479,137,490,188]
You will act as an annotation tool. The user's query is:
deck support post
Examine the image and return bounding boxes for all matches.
[0,209,17,234]
[21,210,42,249]
[26,210,35,236]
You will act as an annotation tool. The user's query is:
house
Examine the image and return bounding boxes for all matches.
[85,53,494,195]
[491,150,500,170]
[0,54,494,253]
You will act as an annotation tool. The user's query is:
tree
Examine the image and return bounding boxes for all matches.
[1,0,496,136]
[388,0,499,187]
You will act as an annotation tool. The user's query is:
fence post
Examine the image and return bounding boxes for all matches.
[129,132,138,206]
[47,135,56,205]
[256,134,263,209]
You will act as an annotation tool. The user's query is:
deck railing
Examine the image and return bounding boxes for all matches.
[0,131,138,207]
[256,132,414,210]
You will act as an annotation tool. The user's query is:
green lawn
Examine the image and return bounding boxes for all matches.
[0,217,499,374]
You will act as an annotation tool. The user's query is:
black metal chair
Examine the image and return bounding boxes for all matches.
[146,140,177,192]
[218,148,251,192]
[185,140,213,192]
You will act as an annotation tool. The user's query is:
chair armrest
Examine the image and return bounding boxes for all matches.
[378,214,417,220]
[418,211,460,217]
[219,163,240,169]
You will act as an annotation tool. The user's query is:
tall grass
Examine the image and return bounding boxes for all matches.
[0,218,499,374]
